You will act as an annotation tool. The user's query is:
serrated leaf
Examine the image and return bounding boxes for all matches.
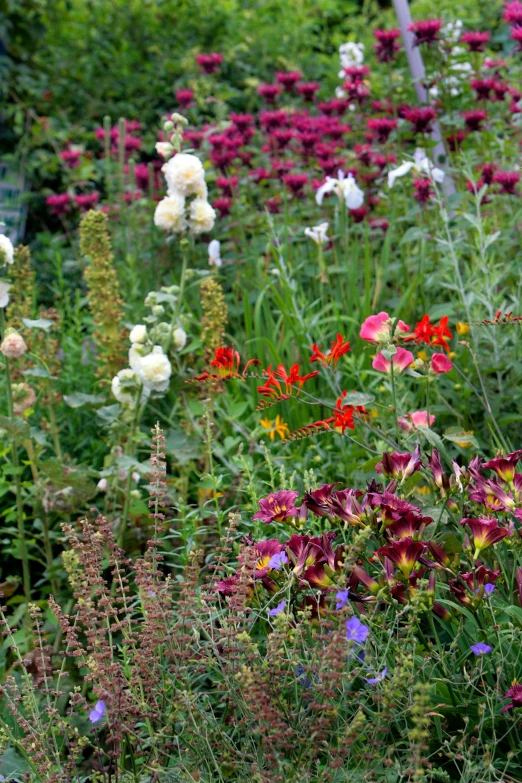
[63,392,106,409]
[342,392,375,407]
[22,317,54,331]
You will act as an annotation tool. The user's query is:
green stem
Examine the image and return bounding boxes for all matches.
[389,360,400,443]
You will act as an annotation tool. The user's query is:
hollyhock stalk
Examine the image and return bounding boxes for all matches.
[0,309,31,605]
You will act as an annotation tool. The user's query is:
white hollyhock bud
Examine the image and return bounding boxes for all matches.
[173,326,187,350]
[129,324,148,344]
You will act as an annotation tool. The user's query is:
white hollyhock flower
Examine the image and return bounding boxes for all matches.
[0,281,10,308]
[304,222,329,245]
[135,345,172,393]
[163,152,206,197]
[189,197,216,235]
[112,368,141,405]
[316,170,364,209]
[173,326,187,350]
[388,149,445,189]
[339,41,364,68]
[0,235,14,266]
[154,194,187,233]
[208,239,222,267]
[155,141,174,159]
[129,324,148,344]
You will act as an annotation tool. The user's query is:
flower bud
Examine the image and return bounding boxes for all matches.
[97,478,109,492]
[0,330,27,359]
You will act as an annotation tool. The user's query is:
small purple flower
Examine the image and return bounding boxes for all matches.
[89,700,106,724]
[484,583,495,595]
[365,667,388,684]
[269,599,286,617]
[336,588,349,609]
[267,551,289,570]
[470,643,492,656]
[346,616,369,644]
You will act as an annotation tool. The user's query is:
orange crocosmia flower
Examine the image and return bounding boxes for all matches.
[408,315,453,353]
[310,333,351,368]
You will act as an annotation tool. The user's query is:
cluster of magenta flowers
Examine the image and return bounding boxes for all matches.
[45,7,521,224]
[216,444,522,708]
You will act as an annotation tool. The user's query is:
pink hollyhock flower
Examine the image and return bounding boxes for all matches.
[431,353,452,374]
[398,410,435,431]
[372,347,415,373]
[360,311,410,343]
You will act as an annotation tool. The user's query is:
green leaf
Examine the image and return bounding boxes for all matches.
[416,425,446,452]
[443,427,479,449]
[0,746,31,776]
[22,366,50,378]
[342,391,375,407]
[95,404,121,424]
[21,317,54,331]
[63,392,106,409]
[165,428,203,466]
[0,415,30,440]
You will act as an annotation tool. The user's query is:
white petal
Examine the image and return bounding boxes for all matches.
[387,162,414,189]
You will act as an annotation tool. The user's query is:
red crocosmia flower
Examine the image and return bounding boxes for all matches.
[407,19,442,46]
[377,537,426,578]
[376,445,422,482]
[360,311,410,343]
[460,516,509,556]
[372,347,414,373]
[430,353,452,374]
[373,28,401,62]
[332,394,356,433]
[461,31,490,51]
[501,683,522,714]
[483,451,522,483]
[309,333,351,368]
[253,490,300,524]
[407,315,453,353]
[211,346,241,376]
[257,363,318,399]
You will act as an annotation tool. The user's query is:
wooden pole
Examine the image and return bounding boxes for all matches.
[392,0,456,196]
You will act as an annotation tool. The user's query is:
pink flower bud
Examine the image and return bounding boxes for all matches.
[431,353,452,374]
[0,331,27,359]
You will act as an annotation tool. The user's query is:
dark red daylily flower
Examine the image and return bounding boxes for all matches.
[460,563,500,591]
[501,683,522,713]
[376,446,422,481]
[429,449,450,490]
[385,511,432,540]
[253,491,300,524]
[460,516,509,556]
[483,451,522,483]
[377,537,426,577]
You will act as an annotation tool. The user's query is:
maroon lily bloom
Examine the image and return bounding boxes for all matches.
[460,516,509,556]
[252,539,284,577]
[377,537,426,578]
[483,451,522,483]
[376,446,422,481]
[385,511,432,540]
[429,449,450,490]
[427,540,451,568]
[253,490,300,524]
[286,533,324,575]
[501,684,522,713]
[302,483,341,517]
[460,563,500,591]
